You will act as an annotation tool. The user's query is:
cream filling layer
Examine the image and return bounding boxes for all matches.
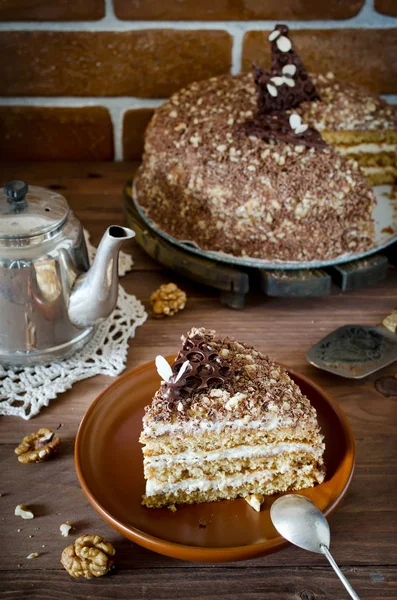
[145,462,317,496]
[145,442,320,468]
[336,143,397,155]
[361,166,397,174]
[142,415,298,437]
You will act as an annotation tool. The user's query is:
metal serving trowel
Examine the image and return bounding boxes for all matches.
[306,309,397,379]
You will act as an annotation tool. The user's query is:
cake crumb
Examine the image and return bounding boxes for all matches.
[60,521,72,537]
[245,494,265,512]
[15,504,34,519]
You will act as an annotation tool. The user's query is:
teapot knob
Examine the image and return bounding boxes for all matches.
[4,180,28,203]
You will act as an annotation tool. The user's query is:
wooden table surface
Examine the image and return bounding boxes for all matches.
[1,162,396,600]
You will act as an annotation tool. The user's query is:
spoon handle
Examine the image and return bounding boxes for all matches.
[321,545,361,600]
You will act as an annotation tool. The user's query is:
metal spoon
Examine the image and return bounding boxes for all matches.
[270,494,360,600]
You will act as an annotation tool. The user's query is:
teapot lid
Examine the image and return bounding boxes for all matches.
[0,181,69,240]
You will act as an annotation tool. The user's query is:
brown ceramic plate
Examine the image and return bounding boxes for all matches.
[75,357,355,562]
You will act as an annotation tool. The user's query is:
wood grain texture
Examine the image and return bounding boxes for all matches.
[0,162,396,599]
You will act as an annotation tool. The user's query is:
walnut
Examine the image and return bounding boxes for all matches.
[15,428,60,464]
[150,283,186,317]
[61,534,115,579]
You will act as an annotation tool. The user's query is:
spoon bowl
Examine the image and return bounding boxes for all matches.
[270,494,360,600]
[270,494,330,554]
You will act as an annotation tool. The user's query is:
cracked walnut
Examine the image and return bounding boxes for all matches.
[150,283,186,317]
[15,428,60,464]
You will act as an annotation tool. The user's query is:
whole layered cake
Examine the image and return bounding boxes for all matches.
[140,328,325,509]
[133,25,396,262]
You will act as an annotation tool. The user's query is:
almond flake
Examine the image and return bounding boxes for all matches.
[295,124,308,134]
[276,36,292,52]
[289,114,301,130]
[283,76,295,87]
[270,76,284,86]
[155,355,173,382]
[27,553,39,559]
[268,30,281,42]
[282,64,297,76]
[266,84,278,97]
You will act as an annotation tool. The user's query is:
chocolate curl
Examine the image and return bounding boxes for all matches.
[255,24,320,116]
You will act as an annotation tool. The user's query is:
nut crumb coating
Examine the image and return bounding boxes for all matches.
[134,72,377,262]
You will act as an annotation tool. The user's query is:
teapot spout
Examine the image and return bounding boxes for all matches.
[68,225,135,329]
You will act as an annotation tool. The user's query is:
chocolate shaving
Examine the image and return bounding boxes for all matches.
[161,333,233,403]
[255,24,320,116]
[237,113,326,149]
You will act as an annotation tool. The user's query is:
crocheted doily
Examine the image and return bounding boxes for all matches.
[0,230,147,420]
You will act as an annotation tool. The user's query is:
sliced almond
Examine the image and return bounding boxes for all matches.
[282,64,297,76]
[155,355,173,382]
[283,76,295,87]
[268,30,281,42]
[276,36,292,53]
[270,76,284,86]
[295,124,309,135]
[289,114,302,130]
[266,84,278,98]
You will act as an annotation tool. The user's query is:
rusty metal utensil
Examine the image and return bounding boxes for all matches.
[306,309,397,379]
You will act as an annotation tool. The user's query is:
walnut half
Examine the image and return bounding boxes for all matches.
[61,534,115,579]
[150,283,187,317]
[15,428,60,464]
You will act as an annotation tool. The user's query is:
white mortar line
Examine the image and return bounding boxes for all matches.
[0,0,395,31]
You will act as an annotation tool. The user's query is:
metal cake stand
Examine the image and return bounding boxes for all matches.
[124,180,397,309]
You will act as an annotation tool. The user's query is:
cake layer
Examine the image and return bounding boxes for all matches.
[360,166,397,185]
[144,448,324,484]
[143,465,324,508]
[141,424,320,457]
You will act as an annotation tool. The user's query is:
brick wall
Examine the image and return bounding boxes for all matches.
[0,0,396,161]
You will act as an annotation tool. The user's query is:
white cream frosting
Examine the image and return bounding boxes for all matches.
[336,142,397,155]
[145,441,319,468]
[143,414,291,437]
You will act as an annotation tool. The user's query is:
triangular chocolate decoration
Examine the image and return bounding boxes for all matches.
[255,24,320,116]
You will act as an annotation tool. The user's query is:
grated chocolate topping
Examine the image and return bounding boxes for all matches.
[134,71,378,262]
[143,328,322,429]
[161,333,234,404]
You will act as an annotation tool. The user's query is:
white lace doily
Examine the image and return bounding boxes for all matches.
[0,230,147,420]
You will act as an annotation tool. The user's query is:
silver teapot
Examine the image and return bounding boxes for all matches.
[0,180,135,367]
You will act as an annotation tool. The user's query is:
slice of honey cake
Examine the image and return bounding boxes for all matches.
[140,328,325,509]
